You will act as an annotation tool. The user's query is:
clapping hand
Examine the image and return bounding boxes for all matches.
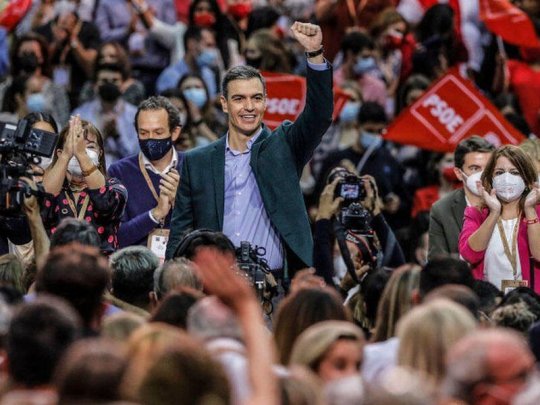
[477,181,501,214]
[70,115,87,160]
[524,182,540,212]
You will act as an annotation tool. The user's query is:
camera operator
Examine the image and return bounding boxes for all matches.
[0,112,58,264]
[313,168,405,287]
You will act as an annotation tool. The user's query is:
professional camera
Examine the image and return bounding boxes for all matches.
[236,241,278,314]
[334,173,365,203]
[0,119,58,216]
[339,202,373,236]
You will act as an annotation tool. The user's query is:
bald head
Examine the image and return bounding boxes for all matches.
[443,329,534,405]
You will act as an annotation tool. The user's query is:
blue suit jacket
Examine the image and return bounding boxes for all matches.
[165,65,333,271]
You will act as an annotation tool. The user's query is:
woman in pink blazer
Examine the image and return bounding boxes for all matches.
[459,146,540,293]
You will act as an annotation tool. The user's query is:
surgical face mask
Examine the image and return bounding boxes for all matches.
[462,170,483,196]
[17,52,39,74]
[139,137,173,161]
[183,88,207,109]
[353,56,377,76]
[359,130,383,150]
[26,93,46,112]
[492,172,526,202]
[68,148,100,176]
[441,166,458,183]
[194,11,216,27]
[228,3,252,20]
[197,48,219,67]
[339,101,361,124]
[98,82,121,103]
[245,55,262,69]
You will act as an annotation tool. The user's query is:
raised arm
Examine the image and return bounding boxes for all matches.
[285,22,333,171]
[524,185,540,261]
[193,248,279,405]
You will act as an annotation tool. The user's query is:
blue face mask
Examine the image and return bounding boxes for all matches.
[139,137,173,161]
[353,56,377,76]
[26,93,46,112]
[359,130,383,150]
[183,88,207,109]
[339,101,361,124]
[197,48,219,67]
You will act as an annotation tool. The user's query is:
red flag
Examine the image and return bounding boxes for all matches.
[479,0,540,48]
[0,0,32,31]
[384,71,525,152]
[261,72,347,130]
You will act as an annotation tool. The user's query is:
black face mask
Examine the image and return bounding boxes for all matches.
[17,52,39,74]
[98,82,121,103]
[245,56,262,69]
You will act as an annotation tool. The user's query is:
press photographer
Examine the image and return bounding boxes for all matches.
[172,229,277,314]
[0,113,58,258]
[313,167,405,288]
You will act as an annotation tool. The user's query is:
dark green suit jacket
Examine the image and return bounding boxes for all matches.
[428,188,467,260]
[165,66,333,271]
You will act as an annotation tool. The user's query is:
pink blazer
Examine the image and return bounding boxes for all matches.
[458,205,540,292]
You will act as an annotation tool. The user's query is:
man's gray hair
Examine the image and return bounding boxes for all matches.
[187,296,243,342]
[153,257,203,299]
[110,246,159,273]
[221,65,266,99]
[135,95,181,132]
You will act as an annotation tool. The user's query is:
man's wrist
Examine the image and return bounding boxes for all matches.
[305,46,324,58]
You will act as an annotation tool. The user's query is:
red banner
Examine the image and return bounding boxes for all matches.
[479,0,540,48]
[262,72,306,130]
[261,72,348,130]
[384,71,525,152]
[0,0,32,31]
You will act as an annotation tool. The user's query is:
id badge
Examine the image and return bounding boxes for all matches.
[501,279,528,295]
[53,66,71,88]
[147,229,170,263]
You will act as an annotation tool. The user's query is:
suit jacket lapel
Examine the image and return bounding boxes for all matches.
[451,189,467,229]
[211,138,226,230]
[250,126,271,170]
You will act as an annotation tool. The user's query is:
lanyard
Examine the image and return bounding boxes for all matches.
[66,193,90,220]
[497,216,520,279]
[138,153,160,203]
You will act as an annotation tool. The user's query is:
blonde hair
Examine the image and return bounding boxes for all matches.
[519,138,540,168]
[289,321,365,373]
[121,323,187,401]
[397,299,477,388]
[371,264,421,343]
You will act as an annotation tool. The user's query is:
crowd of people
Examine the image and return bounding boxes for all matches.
[0,0,539,404]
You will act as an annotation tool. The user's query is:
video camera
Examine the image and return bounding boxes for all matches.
[236,241,277,314]
[0,119,58,216]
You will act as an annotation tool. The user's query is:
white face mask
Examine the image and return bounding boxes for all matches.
[463,170,483,196]
[492,172,526,202]
[68,148,100,177]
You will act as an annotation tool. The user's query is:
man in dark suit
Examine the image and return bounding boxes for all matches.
[428,136,495,259]
[165,22,333,276]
